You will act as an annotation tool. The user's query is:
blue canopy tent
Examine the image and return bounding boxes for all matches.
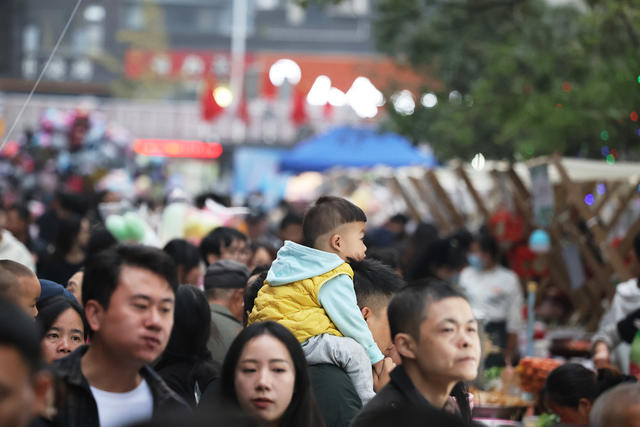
[279,126,436,173]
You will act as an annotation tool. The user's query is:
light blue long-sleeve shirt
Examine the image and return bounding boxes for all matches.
[266,241,384,364]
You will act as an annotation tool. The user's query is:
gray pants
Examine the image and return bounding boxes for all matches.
[302,333,375,405]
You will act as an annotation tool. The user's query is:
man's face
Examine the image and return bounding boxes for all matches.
[18,275,40,318]
[0,346,37,427]
[66,271,84,306]
[363,301,394,358]
[221,238,250,266]
[401,297,480,384]
[76,219,90,249]
[5,210,28,239]
[334,222,367,262]
[90,266,175,365]
[280,224,303,244]
[469,242,493,269]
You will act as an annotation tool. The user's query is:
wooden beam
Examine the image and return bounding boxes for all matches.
[562,221,614,301]
[408,176,451,233]
[552,155,631,281]
[605,184,639,233]
[424,170,465,229]
[593,181,621,217]
[490,169,533,230]
[390,175,422,223]
[507,165,531,200]
[617,214,640,259]
[456,164,490,221]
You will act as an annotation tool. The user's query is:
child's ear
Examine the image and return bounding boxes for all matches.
[329,233,342,251]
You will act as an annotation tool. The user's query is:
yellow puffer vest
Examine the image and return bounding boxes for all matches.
[248,263,353,343]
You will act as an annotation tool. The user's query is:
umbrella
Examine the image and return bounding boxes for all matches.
[280,126,436,173]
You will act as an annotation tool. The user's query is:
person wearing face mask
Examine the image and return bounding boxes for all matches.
[214,321,324,427]
[458,232,524,368]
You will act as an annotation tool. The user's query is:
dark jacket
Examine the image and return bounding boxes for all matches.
[155,359,219,407]
[309,364,362,427]
[207,303,242,364]
[351,366,463,427]
[52,346,189,427]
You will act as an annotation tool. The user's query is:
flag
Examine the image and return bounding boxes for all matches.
[290,89,307,126]
[200,77,223,121]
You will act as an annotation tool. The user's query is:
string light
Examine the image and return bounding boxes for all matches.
[631,111,639,122]
[606,154,616,165]
[584,194,594,206]
[600,130,609,141]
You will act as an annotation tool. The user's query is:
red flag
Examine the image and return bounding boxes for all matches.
[290,89,307,126]
[262,71,277,100]
[200,77,223,121]
[323,102,334,120]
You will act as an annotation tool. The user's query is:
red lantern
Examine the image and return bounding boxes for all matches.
[290,89,308,126]
[323,102,334,120]
[261,71,277,100]
[490,209,525,244]
[200,77,223,121]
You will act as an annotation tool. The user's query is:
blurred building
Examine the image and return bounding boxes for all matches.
[0,0,432,145]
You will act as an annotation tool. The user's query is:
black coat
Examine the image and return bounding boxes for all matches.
[351,366,468,427]
[52,346,189,427]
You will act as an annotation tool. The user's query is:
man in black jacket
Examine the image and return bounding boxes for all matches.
[352,280,480,426]
[53,245,188,427]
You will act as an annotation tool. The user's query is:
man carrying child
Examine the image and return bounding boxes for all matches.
[249,196,389,404]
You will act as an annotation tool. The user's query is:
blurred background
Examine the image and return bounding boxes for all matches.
[1,0,639,203]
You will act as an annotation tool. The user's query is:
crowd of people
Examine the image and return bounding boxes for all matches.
[1,188,640,427]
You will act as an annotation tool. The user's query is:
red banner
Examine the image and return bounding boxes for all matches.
[133,139,223,159]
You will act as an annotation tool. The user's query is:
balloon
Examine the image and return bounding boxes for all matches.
[124,212,146,242]
[105,215,129,241]
[529,229,551,254]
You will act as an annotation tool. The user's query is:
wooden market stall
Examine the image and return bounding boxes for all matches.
[390,156,640,330]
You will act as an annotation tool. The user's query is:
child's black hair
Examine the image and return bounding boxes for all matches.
[302,196,366,247]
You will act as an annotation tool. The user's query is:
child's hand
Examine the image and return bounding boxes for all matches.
[372,357,395,392]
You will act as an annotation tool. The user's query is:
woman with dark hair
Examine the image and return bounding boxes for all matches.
[217,321,324,427]
[162,239,203,286]
[248,241,277,273]
[37,214,90,284]
[544,363,635,426]
[35,296,87,363]
[243,270,268,326]
[85,225,117,261]
[155,285,219,407]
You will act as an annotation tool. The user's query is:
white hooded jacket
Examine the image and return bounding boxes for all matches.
[592,277,640,374]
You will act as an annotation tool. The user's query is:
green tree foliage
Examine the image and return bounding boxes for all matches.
[373,0,640,161]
